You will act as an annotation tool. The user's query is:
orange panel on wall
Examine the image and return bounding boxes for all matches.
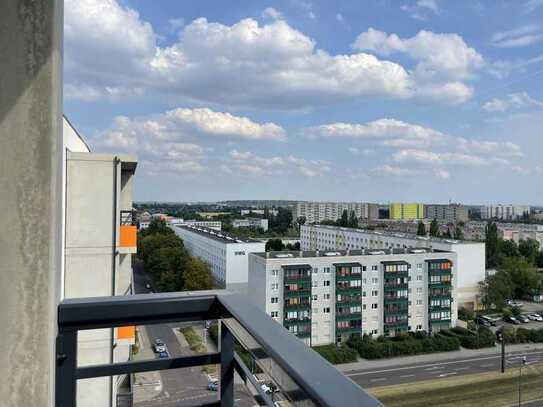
[117,325,135,340]
[119,225,137,247]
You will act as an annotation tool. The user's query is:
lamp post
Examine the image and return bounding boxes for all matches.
[518,355,526,407]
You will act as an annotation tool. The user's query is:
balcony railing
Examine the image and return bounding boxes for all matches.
[56,290,381,407]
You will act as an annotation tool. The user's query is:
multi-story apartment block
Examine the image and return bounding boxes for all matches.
[389,203,424,220]
[248,248,457,345]
[300,224,485,310]
[295,201,379,223]
[425,204,469,223]
[172,225,265,293]
[63,118,137,406]
[481,204,530,220]
[232,217,269,231]
[167,217,222,230]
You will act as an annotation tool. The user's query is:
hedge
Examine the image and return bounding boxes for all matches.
[444,326,495,349]
[503,327,543,344]
[346,333,460,360]
[313,345,358,364]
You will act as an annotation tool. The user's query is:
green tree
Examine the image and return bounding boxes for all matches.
[339,210,349,227]
[266,238,284,252]
[444,228,452,238]
[501,256,540,299]
[429,219,440,237]
[417,221,426,236]
[498,239,519,261]
[139,219,174,238]
[478,271,513,310]
[139,233,184,265]
[485,222,499,268]
[518,238,540,265]
[348,210,358,228]
[182,257,213,291]
[454,225,464,240]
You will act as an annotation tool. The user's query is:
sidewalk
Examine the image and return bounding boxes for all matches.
[337,342,543,373]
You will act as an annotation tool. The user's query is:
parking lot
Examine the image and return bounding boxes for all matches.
[478,301,543,332]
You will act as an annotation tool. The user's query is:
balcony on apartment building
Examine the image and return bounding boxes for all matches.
[56,290,381,407]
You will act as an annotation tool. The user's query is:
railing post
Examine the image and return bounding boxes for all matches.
[220,321,234,407]
[55,330,78,407]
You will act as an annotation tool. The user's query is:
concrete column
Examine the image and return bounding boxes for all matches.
[0,1,63,406]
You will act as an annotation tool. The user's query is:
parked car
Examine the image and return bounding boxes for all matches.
[475,316,491,327]
[507,300,523,307]
[503,316,520,325]
[207,380,218,392]
[517,315,530,323]
[157,350,169,358]
[153,339,166,353]
[529,313,543,321]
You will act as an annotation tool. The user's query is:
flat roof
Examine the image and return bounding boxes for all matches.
[306,224,483,245]
[174,224,262,244]
[253,247,448,260]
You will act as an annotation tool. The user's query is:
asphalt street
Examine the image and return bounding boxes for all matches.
[347,349,543,388]
[133,262,256,406]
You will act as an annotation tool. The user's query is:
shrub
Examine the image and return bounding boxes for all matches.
[516,328,531,343]
[313,345,358,364]
[458,307,474,321]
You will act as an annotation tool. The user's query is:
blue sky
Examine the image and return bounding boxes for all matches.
[64,0,543,204]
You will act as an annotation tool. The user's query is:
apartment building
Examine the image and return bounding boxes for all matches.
[294,201,379,223]
[425,204,469,223]
[63,118,137,406]
[232,217,269,231]
[172,225,265,293]
[300,224,485,310]
[389,203,424,220]
[481,204,530,220]
[249,248,457,345]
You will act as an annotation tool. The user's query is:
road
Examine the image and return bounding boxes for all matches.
[347,349,543,388]
[133,262,256,406]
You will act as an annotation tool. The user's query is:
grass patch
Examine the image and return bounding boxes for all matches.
[179,326,215,375]
[369,363,543,407]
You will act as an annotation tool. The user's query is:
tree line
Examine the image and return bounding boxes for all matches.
[479,221,543,310]
[138,220,213,292]
[417,220,464,240]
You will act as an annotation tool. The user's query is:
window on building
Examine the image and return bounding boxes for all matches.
[372,265,378,271]
[271,283,278,290]
[324,293,330,300]
[271,297,278,304]
[416,324,422,330]
[323,280,330,287]
[416,299,423,305]
[362,304,367,310]
[372,277,379,284]
[312,281,318,288]
[371,303,378,309]
[234,251,246,256]
[271,269,279,276]
[313,267,319,273]
[324,267,331,273]
[371,290,378,296]
[312,295,318,301]
[271,311,278,318]
[416,275,423,281]
[362,291,367,297]
[323,307,330,313]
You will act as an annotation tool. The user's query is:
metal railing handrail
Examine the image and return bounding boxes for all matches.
[56,290,381,407]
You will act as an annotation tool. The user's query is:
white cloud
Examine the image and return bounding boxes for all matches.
[348,147,375,155]
[262,7,283,20]
[353,28,484,81]
[227,149,330,178]
[491,25,543,48]
[401,0,440,20]
[392,149,510,167]
[303,118,444,147]
[336,13,344,22]
[64,0,478,108]
[371,165,420,177]
[525,0,543,13]
[483,92,543,113]
[456,138,523,157]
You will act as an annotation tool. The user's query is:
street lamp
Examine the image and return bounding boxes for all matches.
[518,355,527,407]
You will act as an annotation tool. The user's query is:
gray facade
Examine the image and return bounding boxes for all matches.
[425,204,469,223]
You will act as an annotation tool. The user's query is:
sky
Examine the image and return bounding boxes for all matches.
[64,0,543,204]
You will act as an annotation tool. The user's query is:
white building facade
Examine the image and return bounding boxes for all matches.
[481,204,530,220]
[300,224,485,310]
[294,201,379,223]
[172,225,265,294]
[232,217,269,231]
[249,249,457,346]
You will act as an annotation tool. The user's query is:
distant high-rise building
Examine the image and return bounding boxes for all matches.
[389,203,424,220]
[425,204,468,223]
[294,201,379,223]
[481,204,530,220]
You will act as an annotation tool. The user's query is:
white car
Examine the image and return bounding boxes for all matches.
[507,300,523,307]
[529,313,543,322]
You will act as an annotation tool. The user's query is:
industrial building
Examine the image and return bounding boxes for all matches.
[248,248,457,345]
[232,217,269,231]
[300,224,485,310]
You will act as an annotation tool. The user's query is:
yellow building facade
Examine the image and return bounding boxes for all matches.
[389,203,424,220]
